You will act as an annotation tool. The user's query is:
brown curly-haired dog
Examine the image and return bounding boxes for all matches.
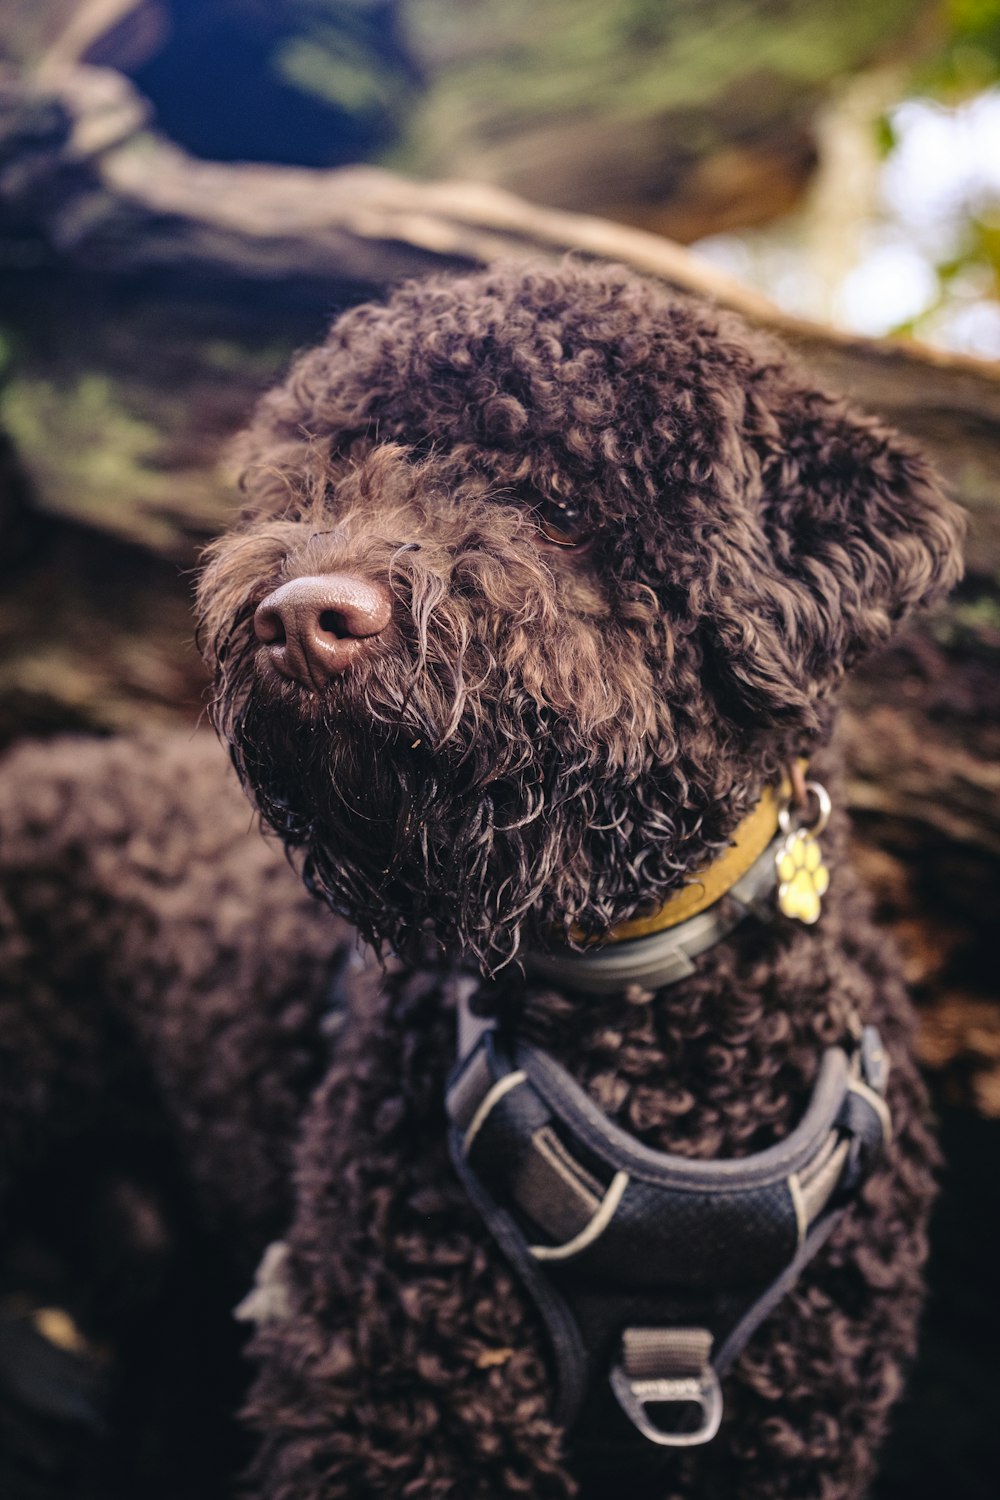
[0,260,963,1500]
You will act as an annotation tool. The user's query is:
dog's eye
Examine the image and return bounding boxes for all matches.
[533,500,590,549]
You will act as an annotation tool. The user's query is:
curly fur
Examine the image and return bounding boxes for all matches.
[198,263,959,972]
[0,259,964,1499]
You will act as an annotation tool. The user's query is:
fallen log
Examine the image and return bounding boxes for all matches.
[2,61,997,571]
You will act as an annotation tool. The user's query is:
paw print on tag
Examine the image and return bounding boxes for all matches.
[775,777,832,925]
[776,829,830,924]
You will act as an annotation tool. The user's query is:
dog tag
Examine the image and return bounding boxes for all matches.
[775,828,829,924]
[775,778,832,925]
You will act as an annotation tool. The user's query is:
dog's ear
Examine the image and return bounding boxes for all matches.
[700,378,965,735]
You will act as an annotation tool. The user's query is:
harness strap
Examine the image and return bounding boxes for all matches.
[446,1017,890,1451]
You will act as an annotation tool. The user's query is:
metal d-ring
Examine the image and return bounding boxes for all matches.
[610,1363,724,1447]
[778,780,831,839]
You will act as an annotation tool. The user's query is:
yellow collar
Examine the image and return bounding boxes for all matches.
[600,780,786,946]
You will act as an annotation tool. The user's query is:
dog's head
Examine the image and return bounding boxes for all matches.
[198,261,963,971]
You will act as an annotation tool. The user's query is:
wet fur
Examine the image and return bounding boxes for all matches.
[0,261,964,1498]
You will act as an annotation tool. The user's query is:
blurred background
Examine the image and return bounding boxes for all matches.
[0,2,997,1497]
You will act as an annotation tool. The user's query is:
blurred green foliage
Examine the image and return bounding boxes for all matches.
[921,0,1000,95]
[396,0,929,179]
[270,0,417,135]
[1,372,214,547]
[875,2,1000,343]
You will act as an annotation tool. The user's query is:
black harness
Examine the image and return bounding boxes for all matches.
[446,1008,890,1454]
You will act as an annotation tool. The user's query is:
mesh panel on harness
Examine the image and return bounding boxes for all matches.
[446,1019,890,1454]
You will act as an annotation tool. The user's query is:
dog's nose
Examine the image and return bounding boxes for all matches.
[254,574,392,684]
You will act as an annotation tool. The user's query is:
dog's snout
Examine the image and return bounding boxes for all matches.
[254,574,391,684]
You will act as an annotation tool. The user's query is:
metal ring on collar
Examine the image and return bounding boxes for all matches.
[778,780,831,839]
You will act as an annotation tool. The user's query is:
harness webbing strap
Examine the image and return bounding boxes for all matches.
[446,1018,890,1452]
[624,1327,713,1380]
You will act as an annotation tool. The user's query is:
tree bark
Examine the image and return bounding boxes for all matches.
[2,61,997,567]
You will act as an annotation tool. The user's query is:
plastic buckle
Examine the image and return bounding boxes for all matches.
[609,1363,723,1447]
[860,1025,889,1095]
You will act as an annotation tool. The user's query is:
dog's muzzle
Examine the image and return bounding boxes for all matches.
[254,573,391,685]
